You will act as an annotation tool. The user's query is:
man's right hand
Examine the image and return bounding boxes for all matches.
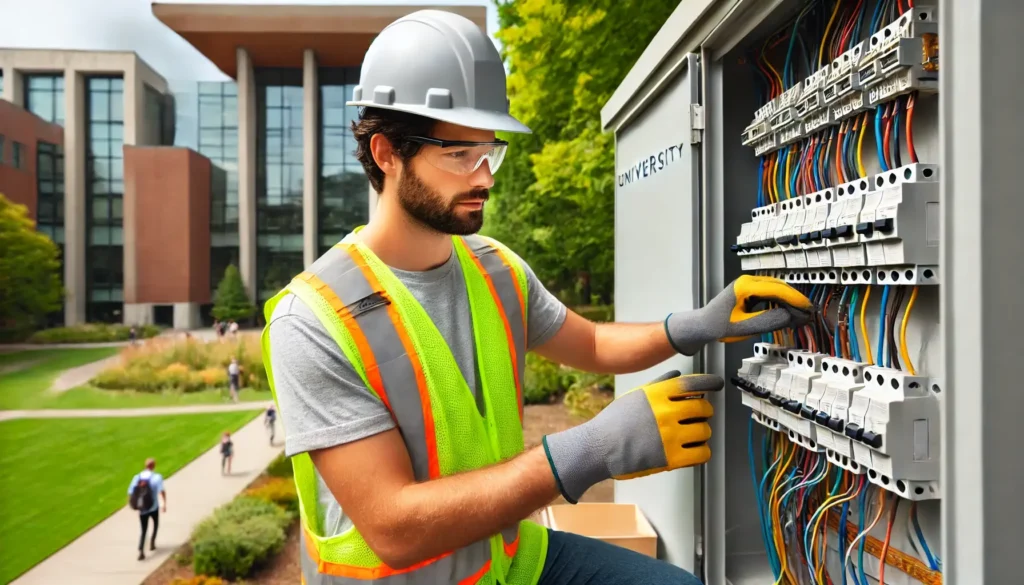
[542,371,721,503]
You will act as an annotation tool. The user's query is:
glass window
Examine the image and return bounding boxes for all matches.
[25,74,65,125]
[12,142,24,169]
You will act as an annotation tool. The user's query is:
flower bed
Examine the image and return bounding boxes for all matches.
[26,323,162,344]
[91,335,267,393]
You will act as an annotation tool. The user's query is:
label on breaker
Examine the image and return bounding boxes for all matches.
[838,197,864,229]
[848,394,870,427]
[825,200,845,230]
[806,379,828,411]
[814,248,832,267]
[786,250,808,268]
[832,246,850,266]
[852,441,874,469]
[876,187,904,221]
[866,241,887,265]
[884,241,905,265]
[741,392,763,412]
[785,209,806,236]
[868,400,890,436]
[738,222,754,245]
[859,191,884,225]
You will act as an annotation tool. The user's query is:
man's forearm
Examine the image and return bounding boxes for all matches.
[377,446,558,568]
[592,321,676,374]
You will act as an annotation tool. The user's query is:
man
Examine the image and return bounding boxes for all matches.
[265,404,277,445]
[263,9,812,585]
[127,458,166,561]
[227,357,241,403]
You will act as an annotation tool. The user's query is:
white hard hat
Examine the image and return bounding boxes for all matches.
[347,9,531,134]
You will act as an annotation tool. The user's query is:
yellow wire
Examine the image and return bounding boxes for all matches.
[810,478,860,584]
[856,112,868,177]
[818,0,842,69]
[784,147,794,200]
[771,441,799,585]
[860,285,873,365]
[773,151,783,204]
[899,286,919,375]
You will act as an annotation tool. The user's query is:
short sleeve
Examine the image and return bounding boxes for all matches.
[267,294,396,457]
[515,255,567,350]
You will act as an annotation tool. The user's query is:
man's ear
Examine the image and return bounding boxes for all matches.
[370,134,400,177]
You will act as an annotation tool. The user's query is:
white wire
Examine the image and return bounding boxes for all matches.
[843,487,884,579]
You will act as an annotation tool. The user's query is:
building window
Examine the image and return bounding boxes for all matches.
[12,141,25,170]
[25,75,65,126]
[143,84,171,146]
[197,81,240,294]
[85,76,125,321]
[37,141,65,326]
[255,68,303,305]
[0,134,5,165]
[318,68,368,257]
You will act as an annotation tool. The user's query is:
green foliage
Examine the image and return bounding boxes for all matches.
[211,264,256,322]
[0,194,63,334]
[244,477,299,514]
[191,496,293,580]
[27,323,162,344]
[573,304,614,323]
[524,352,614,405]
[265,452,295,478]
[487,0,677,305]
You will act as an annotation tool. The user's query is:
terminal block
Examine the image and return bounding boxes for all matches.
[780,268,840,285]
[775,198,809,268]
[825,176,875,267]
[858,7,939,102]
[742,99,777,149]
[800,188,836,268]
[824,43,871,124]
[851,367,941,500]
[798,65,834,134]
[776,351,827,452]
[806,358,872,475]
[859,163,940,267]
[874,265,940,286]
[772,83,806,147]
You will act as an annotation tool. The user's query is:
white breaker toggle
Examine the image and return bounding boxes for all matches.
[805,358,872,475]
[824,176,875,268]
[775,351,828,452]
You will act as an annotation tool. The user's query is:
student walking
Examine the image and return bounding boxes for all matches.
[220,432,234,475]
[227,357,241,402]
[127,458,166,561]
[264,404,277,445]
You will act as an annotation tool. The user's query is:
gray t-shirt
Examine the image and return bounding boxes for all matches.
[267,242,567,536]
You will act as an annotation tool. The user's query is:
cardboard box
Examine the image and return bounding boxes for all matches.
[540,503,658,558]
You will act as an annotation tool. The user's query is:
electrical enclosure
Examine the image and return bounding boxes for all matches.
[602,0,1022,583]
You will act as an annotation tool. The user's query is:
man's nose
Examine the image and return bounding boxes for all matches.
[468,159,496,189]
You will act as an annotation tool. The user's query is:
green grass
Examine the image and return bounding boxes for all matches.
[0,411,260,583]
[0,348,121,409]
[0,348,271,410]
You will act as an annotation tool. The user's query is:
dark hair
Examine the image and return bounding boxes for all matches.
[351,107,437,193]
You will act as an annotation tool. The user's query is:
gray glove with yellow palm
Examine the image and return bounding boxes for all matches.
[543,371,721,504]
[665,275,813,355]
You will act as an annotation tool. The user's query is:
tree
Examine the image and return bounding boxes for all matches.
[487,0,678,304]
[211,264,257,322]
[0,193,63,332]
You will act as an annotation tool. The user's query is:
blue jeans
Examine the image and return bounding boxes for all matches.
[537,529,703,585]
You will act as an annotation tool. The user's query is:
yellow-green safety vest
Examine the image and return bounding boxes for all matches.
[261,232,549,585]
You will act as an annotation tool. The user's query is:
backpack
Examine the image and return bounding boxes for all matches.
[130,476,154,511]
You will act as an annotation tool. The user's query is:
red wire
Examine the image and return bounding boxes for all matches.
[882,103,894,170]
[906,93,918,163]
[879,495,901,585]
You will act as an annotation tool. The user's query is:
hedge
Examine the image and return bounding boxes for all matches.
[27,323,162,344]
[190,496,293,580]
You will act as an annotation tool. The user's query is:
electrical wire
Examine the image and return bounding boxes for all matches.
[878,495,901,585]
[899,286,920,375]
[888,286,905,371]
[877,285,890,367]
[891,96,903,168]
[856,112,868,177]
[882,102,894,170]
[808,475,862,584]
[844,487,885,580]
[910,501,940,570]
[860,285,873,365]
[818,0,843,70]
[907,92,919,163]
[874,106,889,172]
[848,286,861,362]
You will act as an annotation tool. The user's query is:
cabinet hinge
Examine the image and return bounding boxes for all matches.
[690,104,705,143]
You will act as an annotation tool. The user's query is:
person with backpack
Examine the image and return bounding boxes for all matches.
[127,458,166,560]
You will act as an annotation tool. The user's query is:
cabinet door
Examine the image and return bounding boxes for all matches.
[613,52,703,572]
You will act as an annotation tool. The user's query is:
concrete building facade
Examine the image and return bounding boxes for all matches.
[0,3,487,328]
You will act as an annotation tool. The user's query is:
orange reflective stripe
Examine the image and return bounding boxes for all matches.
[487,243,527,333]
[304,527,454,579]
[503,534,520,558]
[459,560,492,585]
[458,238,523,422]
[341,245,441,480]
[296,271,394,417]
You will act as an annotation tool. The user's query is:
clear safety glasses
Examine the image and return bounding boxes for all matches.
[406,136,509,176]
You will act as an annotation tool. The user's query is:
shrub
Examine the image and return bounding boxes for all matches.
[27,323,162,344]
[574,305,614,323]
[245,477,298,513]
[190,496,293,580]
[265,452,294,478]
[524,353,575,404]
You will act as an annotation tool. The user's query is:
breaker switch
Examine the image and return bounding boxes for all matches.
[752,386,771,399]
[822,227,837,239]
[856,222,873,236]
[799,233,812,244]
[835,225,853,238]
[730,244,740,253]
[814,411,831,426]
[783,400,802,414]
[844,423,864,441]
[873,217,894,234]
[811,231,823,241]
[861,430,883,449]
[777,235,798,246]
[827,417,845,433]
[800,405,817,420]
[768,395,785,407]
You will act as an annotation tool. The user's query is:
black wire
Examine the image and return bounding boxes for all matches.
[888,286,905,371]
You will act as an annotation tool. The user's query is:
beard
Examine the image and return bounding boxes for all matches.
[396,165,488,236]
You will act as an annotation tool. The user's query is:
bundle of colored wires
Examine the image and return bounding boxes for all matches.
[908,501,940,570]
[878,495,901,585]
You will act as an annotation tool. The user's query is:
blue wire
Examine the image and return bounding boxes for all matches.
[912,504,940,570]
[823,129,833,187]
[760,449,783,576]
[749,419,777,571]
[790,142,802,197]
[869,0,885,36]
[878,285,890,367]
[835,287,850,357]
[848,287,861,362]
[875,106,889,172]
[839,496,852,585]
[850,0,867,51]
[812,137,824,191]
[892,101,902,168]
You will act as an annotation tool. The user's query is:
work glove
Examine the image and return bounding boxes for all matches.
[542,371,721,504]
[665,275,813,356]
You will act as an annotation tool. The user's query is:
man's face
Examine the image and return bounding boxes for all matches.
[396,122,498,236]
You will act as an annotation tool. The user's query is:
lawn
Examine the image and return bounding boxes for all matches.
[0,411,260,583]
[0,348,271,410]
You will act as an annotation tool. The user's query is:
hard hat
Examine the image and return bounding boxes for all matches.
[347,9,531,134]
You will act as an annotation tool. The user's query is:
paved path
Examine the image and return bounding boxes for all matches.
[0,341,132,351]
[11,413,284,585]
[48,355,123,393]
[0,402,271,421]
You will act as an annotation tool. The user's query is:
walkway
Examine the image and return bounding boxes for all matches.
[48,355,122,393]
[0,402,271,421]
[11,412,283,585]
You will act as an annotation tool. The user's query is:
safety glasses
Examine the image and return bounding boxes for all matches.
[406,136,509,176]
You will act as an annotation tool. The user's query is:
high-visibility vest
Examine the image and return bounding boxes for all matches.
[261,232,549,585]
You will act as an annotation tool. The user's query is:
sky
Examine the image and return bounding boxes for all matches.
[0,0,500,82]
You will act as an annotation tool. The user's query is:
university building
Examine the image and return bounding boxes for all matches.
[0,3,486,328]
